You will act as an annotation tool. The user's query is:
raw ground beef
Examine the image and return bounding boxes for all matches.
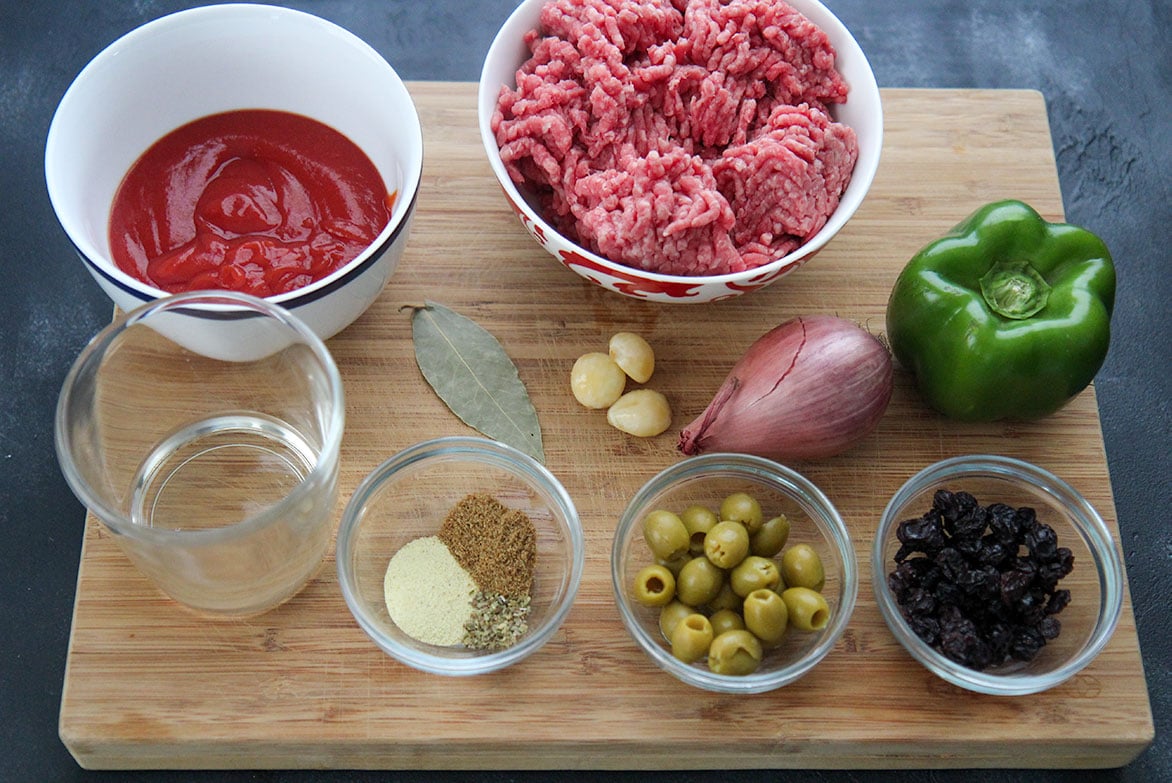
[493,0,859,276]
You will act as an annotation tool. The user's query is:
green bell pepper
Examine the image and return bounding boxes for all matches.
[886,199,1115,421]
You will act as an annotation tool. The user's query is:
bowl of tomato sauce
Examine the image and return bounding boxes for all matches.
[45,3,423,345]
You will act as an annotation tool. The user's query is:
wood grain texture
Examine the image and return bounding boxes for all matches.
[58,84,1153,770]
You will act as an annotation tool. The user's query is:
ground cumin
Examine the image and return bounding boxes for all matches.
[437,493,536,597]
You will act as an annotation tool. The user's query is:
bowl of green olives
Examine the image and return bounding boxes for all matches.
[611,453,858,694]
[873,455,1124,696]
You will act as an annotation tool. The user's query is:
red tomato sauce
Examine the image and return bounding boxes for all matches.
[108,109,394,297]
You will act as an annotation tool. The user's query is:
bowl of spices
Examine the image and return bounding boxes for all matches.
[337,436,584,675]
[612,453,858,694]
[873,454,1124,696]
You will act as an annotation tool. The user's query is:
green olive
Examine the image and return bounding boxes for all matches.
[720,492,764,534]
[680,505,719,554]
[742,588,788,645]
[658,600,695,641]
[729,555,782,597]
[707,630,763,676]
[782,586,832,631]
[703,520,751,569]
[642,509,690,561]
[781,543,826,591]
[750,514,791,557]
[705,582,742,613]
[670,613,714,664]
[676,556,725,606]
[632,564,676,607]
[656,551,691,576]
[708,608,746,637]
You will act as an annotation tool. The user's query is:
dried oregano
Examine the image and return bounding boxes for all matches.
[464,592,531,650]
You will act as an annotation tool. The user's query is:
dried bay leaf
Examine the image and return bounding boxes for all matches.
[411,301,545,464]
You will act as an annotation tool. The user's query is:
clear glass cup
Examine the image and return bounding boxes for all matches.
[55,291,345,616]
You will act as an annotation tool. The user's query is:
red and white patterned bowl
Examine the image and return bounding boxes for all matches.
[477,0,882,304]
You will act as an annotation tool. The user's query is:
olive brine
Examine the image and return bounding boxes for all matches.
[631,492,831,676]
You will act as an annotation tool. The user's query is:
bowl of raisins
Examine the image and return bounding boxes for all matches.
[612,453,858,694]
[872,454,1124,696]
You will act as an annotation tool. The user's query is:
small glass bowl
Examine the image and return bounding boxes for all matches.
[337,436,584,675]
[872,454,1124,696]
[612,454,858,694]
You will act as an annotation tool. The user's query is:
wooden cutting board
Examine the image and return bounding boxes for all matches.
[59,84,1154,770]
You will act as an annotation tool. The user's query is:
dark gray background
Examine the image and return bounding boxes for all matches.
[2,1,1168,781]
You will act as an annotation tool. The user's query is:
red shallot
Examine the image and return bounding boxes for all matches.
[678,315,892,461]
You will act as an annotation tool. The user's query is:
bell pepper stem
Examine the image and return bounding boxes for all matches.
[979,260,1051,319]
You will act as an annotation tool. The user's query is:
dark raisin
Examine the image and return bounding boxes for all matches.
[1017,591,1048,626]
[953,491,980,517]
[1036,561,1070,591]
[932,489,960,518]
[887,571,910,600]
[1010,626,1046,662]
[1046,588,1072,615]
[987,622,1015,662]
[987,503,1019,545]
[893,543,917,564]
[907,614,940,645]
[940,615,988,667]
[954,536,983,561]
[976,565,1001,599]
[952,505,988,542]
[977,537,1009,567]
[888,560,925,597]
[934,548,967,582]
[904,587,937,616]
[1038,615,1062,640]
[1000,568,1032,604]
[933,579,963,609]
[956,565,999,601]
[1016,506,1039,533]
[911,558,942,589]
[896,512,945,554]
[1026,523,1059,562]
[1010,556,1037,581]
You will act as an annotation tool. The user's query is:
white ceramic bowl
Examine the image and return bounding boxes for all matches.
[478,0,882,303]
[45,3,423,342]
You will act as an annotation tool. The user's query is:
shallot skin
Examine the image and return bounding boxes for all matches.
[678,315,893,461]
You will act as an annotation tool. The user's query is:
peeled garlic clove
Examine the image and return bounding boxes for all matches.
[571,352,626,409]
[608,332,655,383]
[607,389,672,437]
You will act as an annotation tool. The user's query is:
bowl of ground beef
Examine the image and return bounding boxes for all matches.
[873,455,1124,696]
[478,0,882,303]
